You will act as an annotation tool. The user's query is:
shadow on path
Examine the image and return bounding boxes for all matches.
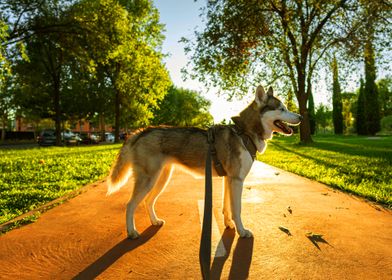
[306,235,333,250]
[228,236,254,279]
[73,226,161,279]
[211,229,235,280]
[211,228,254,280]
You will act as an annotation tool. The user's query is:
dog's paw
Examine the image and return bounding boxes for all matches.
[127,230,141,240]
[152,218,165,226]
[224,218,235,229]
[239,228,253,238]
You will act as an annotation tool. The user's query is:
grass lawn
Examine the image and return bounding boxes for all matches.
[1,134,391,227]
[0,144,121,225]
[259,134,392,208]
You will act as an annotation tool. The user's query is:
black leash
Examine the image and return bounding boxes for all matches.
[199,125,257,279]
[199,144,212,280]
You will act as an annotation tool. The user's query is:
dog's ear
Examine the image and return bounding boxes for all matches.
[255,85,268,107]
[267,87,274,97]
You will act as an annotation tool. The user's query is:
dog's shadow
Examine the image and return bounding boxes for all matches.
[211,229,254,280]
[73,226,160,279]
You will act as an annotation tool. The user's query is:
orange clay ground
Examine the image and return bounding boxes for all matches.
[0,161,391,279]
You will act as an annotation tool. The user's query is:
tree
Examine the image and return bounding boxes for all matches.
[4,0,170,143]
[377,77,392,117]
[13,2,74,145]
[152,86,213,128]
[74,0,171,142]
[363,36,381,135]
[332,56,343,134]
[0,72,14,141]
[184,0,372,143]
[308,90,316,135]
[315,104,332,134]
[341,92,356,133]
[356,79,367,135]
[285,88,298,113]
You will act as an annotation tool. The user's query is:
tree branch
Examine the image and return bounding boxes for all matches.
[307,0,348,49]
[269,0,301,73]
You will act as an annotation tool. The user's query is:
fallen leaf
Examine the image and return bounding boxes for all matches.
[279,226,291,236]
[306,232,323,238]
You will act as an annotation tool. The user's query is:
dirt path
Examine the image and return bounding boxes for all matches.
[1,161,391,279]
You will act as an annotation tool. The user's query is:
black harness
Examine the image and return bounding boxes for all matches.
[206,121,258,177]
[231,117,258,161]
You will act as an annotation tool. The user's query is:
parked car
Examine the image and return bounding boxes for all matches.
[78,132,99,144]
[105,132,115,143]
[62,131,82,146]
[37,129,56,146]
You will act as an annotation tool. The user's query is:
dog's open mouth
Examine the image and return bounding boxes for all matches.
[274,120,293,135]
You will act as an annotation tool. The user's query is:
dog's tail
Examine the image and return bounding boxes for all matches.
[107,142,134,195]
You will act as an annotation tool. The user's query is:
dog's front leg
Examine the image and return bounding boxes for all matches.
[228,177,253,238]
[223,177,235,229]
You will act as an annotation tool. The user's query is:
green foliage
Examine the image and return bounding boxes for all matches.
[183,0,391,143]
[341,92,356,134]
[72,0,171,137]
[356,79,367,135]
[259,135,392,207]
[0,19,10,79]
[285,89,298,113]
[380,115,392,133]
[363,39,381,135]
[315,104,332,133]
[182,0,391,144]
[0,144,121,224]
[3,0,171,142]
[152,87,213,128]
[332,57,344,134]
[377,77,392,117]
[355,79,367,135]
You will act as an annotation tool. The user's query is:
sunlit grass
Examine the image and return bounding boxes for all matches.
[2,135,391,226]
[0,144,121,224]
[259,135,392,207]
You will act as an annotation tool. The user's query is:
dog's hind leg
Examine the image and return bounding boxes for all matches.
[126,170,161,239]
[145,164,174,226]
[222,176,235,229]
[228,177,253,238]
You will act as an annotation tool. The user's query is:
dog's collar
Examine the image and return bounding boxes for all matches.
[230,117,258,160]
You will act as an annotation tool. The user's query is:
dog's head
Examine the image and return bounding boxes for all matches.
[254,85,302,137]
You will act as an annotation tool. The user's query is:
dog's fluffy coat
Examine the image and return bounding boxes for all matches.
[107,85,302,239]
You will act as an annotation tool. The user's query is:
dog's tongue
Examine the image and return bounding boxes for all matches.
[275,120,293,135]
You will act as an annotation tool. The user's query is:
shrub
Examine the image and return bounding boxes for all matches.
[380,115,392,133]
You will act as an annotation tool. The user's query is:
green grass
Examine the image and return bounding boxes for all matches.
[259,134,392,207]
[0,144,121,224]
[2,135,391,227]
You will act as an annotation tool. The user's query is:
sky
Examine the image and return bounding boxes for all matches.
[154,0,249,122]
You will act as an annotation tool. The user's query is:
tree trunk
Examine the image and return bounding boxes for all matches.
[114,88,120,143]
[54,79,62,146]
[99,112,105,142]
[1,116,6,142]
[298,97,313,143]
[297,71,313,144]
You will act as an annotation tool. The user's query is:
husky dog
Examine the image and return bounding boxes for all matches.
[107,85,302,239]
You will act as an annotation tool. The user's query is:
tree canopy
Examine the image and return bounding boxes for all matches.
[152,86,213,128]
[183,0,391,142]
[1,0,171,144]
